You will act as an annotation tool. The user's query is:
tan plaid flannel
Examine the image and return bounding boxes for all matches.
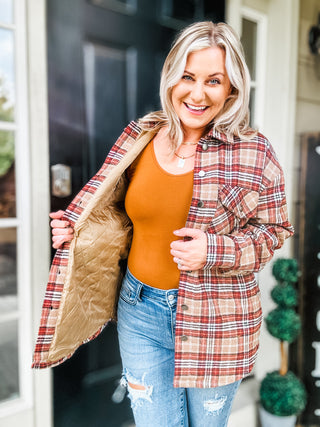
[33,121,293,388]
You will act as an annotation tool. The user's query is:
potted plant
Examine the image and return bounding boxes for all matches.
[259,258,307,427]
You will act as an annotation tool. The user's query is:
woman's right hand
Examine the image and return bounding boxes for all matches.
[49,210,74,249]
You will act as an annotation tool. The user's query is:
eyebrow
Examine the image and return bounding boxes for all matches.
[184,70,225,77]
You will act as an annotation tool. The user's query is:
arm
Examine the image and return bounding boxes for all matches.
[170,147,293,275]
[204,164,293,275]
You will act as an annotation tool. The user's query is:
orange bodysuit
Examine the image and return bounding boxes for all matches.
[125,140,194,289]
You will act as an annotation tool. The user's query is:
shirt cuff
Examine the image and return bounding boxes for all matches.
[204,233,237,270]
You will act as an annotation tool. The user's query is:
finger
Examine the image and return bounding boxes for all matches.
[52,236,66,249]
[173,257,187,270]
[173,228,203,239]
[49,210,65,219]
[179,264,192,271]
[52,235,73,243]
[170,239,190,251]
[52,235,73,249]
[52,227,73,236]
[50,219,70,229]
[170,248,186,258]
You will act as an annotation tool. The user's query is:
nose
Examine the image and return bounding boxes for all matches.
[190,81,205,103]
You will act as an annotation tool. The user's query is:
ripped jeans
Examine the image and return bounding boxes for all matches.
[117,269,241,427]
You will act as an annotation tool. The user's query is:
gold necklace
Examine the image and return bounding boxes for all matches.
[182,141,198,145]
[174,151,195,168]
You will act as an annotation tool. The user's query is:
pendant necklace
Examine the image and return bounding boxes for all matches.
[174,151,195,168]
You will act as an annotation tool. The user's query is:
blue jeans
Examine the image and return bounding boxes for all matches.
[117,269,241,427]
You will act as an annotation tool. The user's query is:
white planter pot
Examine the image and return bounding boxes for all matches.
[259,405,297,427]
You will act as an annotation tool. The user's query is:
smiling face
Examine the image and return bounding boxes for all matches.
[171,46,232,141]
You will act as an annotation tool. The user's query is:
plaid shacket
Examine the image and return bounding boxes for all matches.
[32,121,293,388]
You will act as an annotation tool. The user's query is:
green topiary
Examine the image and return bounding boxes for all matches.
[265,307,301,343]
[271,283,298,308]
[272,258,299,284]
[260,258,307,417]
[260,371,307,416]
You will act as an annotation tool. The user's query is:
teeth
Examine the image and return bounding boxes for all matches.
[186,103,207,111]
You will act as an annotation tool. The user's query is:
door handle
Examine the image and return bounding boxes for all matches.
[51,164,72,197]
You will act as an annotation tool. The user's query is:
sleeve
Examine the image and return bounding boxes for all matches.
[203,147,294,275]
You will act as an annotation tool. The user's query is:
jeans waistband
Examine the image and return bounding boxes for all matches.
[124,268,178,302]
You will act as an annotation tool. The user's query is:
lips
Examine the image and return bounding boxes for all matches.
[184,102,209,114]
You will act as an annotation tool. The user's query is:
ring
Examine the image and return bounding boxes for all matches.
[177,258,183,268]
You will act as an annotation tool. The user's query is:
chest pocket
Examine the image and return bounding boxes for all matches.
[211,184,259,234]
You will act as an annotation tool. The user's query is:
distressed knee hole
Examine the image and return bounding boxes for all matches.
[204,395,227,415]
[128,381,146,391]
[122,370,153,408]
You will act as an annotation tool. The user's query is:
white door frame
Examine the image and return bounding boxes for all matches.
[0,0,52,426]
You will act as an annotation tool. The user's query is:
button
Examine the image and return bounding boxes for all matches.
[181,304,189,310]
[197,201,204,208]
[168,294,175,301]
[198,170,205,177]
[181,335,188,341]
[202,143,208,151]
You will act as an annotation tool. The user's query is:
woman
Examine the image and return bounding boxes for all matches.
[33,22,293,426]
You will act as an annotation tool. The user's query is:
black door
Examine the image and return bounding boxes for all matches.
[47,1,225,426]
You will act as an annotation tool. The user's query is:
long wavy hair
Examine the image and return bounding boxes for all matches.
[139,21,255,149]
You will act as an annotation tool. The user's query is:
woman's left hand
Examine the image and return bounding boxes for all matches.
[170,228,208,271]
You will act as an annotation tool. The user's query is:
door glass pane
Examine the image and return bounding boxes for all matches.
[0,130,15,217]
[0,320,19,402]
[0,0,13,25]
[84,43,134,175]
[0,28,15,122]
[0,228,17,311]
[241,18,257,80]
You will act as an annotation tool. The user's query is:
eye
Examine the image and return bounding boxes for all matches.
[208,78,220,85]
[182,74,193,81]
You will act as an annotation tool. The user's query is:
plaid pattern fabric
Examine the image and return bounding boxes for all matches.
[173,130,293,387]
[32,121,293,388]
[32,121,143,368]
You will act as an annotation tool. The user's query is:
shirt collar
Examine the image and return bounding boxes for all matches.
[204,126,237,144]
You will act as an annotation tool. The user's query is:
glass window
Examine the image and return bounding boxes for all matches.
[241,18,257,80]
[0,228,18,404]
[0,0,13,25]
[0,130,15,217]
[0,28,15,122]
[0,320,19,402]
[0,0,31,412]
[0,228,17,302]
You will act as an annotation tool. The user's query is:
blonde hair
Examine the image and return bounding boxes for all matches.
[139,21,255,148]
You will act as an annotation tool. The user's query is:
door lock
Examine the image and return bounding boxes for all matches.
[51,164,72,197]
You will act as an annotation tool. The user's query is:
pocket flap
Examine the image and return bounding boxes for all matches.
[219,185,259,219]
